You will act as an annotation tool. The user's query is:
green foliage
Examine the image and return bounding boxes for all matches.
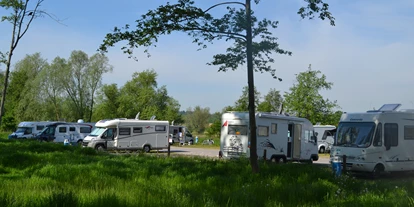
[0,140,412,206]
[283,64,339,124]
[205,119,221,138]
[0,114,15,131]
[184,105,210,134]
[116,69,182,122]
[93,83,121,120]
[257,88,283,112]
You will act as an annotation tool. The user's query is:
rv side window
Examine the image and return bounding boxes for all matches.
[36,125,44,130]
[258,126,269,137]
[59,127,67,133]
[155,125,166,131]
[404,125,414,140]
[228,125,248,135]
[133,127,143,133]
[384,123,398,147]
[173,129,178,135]
[119,128,131,135]
[304,130,312,142]
[373,123,382,146]
[271,123,277,134]
[69,127,76,132]
[80,127,91,133]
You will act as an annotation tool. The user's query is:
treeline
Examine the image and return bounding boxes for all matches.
[0,52,341,134]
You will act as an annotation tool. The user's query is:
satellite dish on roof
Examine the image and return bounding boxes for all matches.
[135,112,140,120]
[77,119,84,123]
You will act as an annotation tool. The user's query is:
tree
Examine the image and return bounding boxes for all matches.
[205,119,221,138]
[93,83,121,120]
[283,64,339,124]
[0,0,54,125]
[222,85,260,112]
[184,106,211,134]
[257,88,283,112]
[86,53,113,122]
[38,57,66,120]
[7,53,48,121]
[116,69,181,121]
[99,0,335,173]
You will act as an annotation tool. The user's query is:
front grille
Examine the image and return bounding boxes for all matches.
[82,141,89,147]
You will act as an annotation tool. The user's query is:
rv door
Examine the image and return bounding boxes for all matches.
[293,124,302,159]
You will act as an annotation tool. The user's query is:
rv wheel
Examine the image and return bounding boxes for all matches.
[77,140,83,146]
[95,144,105,151]
[143,145,151,153]
[372,164,384,179]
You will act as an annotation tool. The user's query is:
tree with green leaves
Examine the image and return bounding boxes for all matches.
[283,64,339,125]
[99,0,335,173]
[0,0,55,125]
[92,83,121,120]
[184,106,211,134]
[257,88,283,112]
[116,69,182,122]
[7,53,48,121]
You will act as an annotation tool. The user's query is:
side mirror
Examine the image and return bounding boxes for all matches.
[314,132,318,137]
[386,145,391,151]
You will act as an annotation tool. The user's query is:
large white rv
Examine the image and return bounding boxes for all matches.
[220,112,319,163]
[314,125,336,153]
[82,119,169,152]
[330,103,414,177]
[8,121,54,139]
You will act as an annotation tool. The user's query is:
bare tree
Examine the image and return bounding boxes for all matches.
[0,0,58,125]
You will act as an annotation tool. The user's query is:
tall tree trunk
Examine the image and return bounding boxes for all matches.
[246,0,259,173]
[0,17,17,126]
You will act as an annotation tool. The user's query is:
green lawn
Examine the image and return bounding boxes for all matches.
[0,139,413,206]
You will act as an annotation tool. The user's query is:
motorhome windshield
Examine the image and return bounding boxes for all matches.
[89,127,106,136]
[228,125,248,135]
[16,127,31,133]
[336,122,375,148]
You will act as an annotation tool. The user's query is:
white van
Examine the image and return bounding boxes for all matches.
[330,103,414,177]
[314,125,336,153]
[82,119,169,152]
[219,112,319,163]
[8,121,56,139]
[36,122,94,144]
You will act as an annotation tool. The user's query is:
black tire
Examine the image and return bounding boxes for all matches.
[189,140,194,145]
[77,140,83,146]
[319,147,325,154]
[143,145,151,153]
[372,164,384,179]
[95,144,105,151]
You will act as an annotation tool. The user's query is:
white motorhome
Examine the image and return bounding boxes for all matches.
[330,103,414,177]
[314,125,336,153]
[36,122,94,144]
[8,121,56,139]
[219,112,319,163]
[82,119,169,152]
[169,125,194,145]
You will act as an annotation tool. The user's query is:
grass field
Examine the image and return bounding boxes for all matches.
[0,138,414,206]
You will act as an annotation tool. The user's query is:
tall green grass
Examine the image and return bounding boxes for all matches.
[0,139,414,206]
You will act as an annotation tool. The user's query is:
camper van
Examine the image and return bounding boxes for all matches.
[36,122,94,144]
[330,103,414,177]
[8,121,56,139]
[82,119,169,152]
[219,112,319,163]
[314,125,336,153]
[169,125,193,145]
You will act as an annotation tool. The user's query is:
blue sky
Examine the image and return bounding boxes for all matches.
[0,0,413,114]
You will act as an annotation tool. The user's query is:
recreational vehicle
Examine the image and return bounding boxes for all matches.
[8,121,52,139]
[82,119,169,152]
[219,112,319,163]
[330,103,414,177]
[36,122,94,144]
[169,125,194,144]
[314,125,336,153]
